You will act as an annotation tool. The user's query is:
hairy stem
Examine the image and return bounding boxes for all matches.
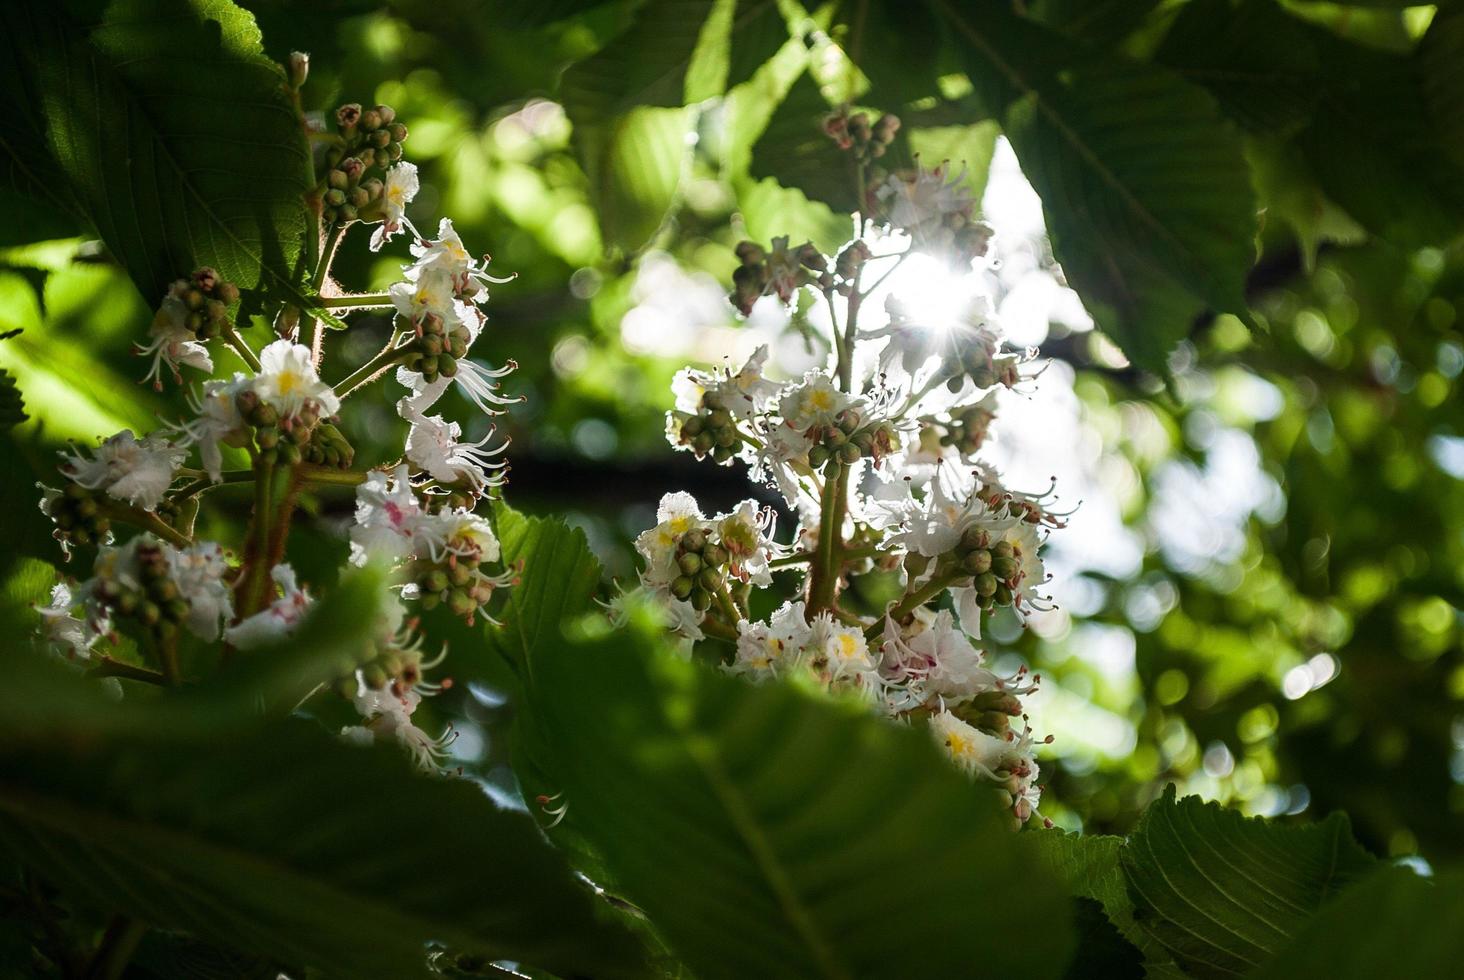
[334,331,409,398]
[307,221,348,365]
[320,291,394,309]
[220,324,261,372]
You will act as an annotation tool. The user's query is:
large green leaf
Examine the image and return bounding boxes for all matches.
[0,0,313,305]
[1032,830,1184,979]
[1250,867,1464,980]
[749,69,863,214]
[0,657,648,980]
[1120,786,1377,979]
[529,613,1078,980]
[928,0,1258,373]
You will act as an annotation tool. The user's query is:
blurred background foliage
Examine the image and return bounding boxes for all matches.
[2,0,1461,866]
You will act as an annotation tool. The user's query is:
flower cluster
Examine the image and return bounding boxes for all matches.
[629,132,1065,825]
[32,70,518,772]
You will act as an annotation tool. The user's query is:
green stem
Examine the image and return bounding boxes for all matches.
[307,222,348,365]
[864,571,957,641]
[88,656,168,687]
[699,614,740,643]
[334,332,409,398]
[320,291,393,309]
[173,470,255,501]
[771,545,880,569]
[235,458,276,616]
[806,464,846,614]
[220,324,261,372]
[297,464,369,487]
[156,626,181,687]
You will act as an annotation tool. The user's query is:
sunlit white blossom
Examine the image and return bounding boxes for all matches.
[60,430,185,512]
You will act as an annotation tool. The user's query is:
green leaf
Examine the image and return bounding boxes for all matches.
[1419,9,1464,170]
[749,69,862,214]
[1032,830,1183,978]
[529,614,1077,980]
[726,0,793,93]
[0,0,313,306]
[560,0,718,125]
[1250,867,1464,980]
[1026,0,1163,47]
[0,658,649,980]
[1120,785,1377,979]
[1066,898,1144,980]
[578,106,695,252]
[482,503,604,687]
[1154,0,1323,135]
[931,0,1258,372]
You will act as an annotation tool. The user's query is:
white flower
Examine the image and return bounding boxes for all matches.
[888,480,1008,559]
[408,217,514,301]
[399,396,507,490]
[389,264,461,324]
[36,583,101,661]
[168,541,233,641]
[254,340,340,418]
[414,509,500,565]
[346,678,454,771]
[876,162,973,237]
[224,563,312,649]
[930,709,1008,776]
[748,420,816,510]
[602,583,704,651]
[137,287,213,389]
[370,162,420,251]
[731,600,813,675]
[778,371,853,432]
[634,492,710,590]
[715,500,776,588]
[349,465,424,567]
[881,610,998,709]
[59,430,186,512]
[808,612,878,691]
[673,346,780,421]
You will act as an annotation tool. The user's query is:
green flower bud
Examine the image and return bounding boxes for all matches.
[671,575,694,599]
[704,545,728,567]
[712,444,735,464]
[375,104,396,126]
[680,415,704,438]
[961,549,992,574]
[994,583,1013,606]
[138,601,161,626]
[682,529,707,553]
[678,552,702,575]
[279,441,302,465]
[360,109,382,132]
[990,555,1019,579]
[388,122,408,143]
[437,354,459,378]
[328,169,349,190]
[838,443,862,464]
[449,562,473,587]
[424,569,449,592]
[448,589,477,617]
[991,540,1015,560]
[975,572,998,597]
[808,445,830,468]
[690,588,712,611]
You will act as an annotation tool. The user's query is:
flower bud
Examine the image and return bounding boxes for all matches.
[974,572,998,597]
[360,108,381,132]
[678,552,702,575]
[704,544,728,567]
[374,104,396,126]
[336,103,361,134]
[388,122,407,143]
[990,555,1018,579]
[287,51,310,89]
[671,576,694,599]
[961,549,992,574]
[328,169,349,190]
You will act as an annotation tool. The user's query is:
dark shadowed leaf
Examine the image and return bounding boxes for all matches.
[1121,785,1377,979]
[930,0,1257,372]
[0,0,313,306]
[1250,867,1464,980]
[528,613,1077,980]
[0,657,649,980]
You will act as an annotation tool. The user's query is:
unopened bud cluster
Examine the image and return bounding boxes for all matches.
[410,555,498,619]
[399,311,470,384]
[666,528,731,613]
[823,108,901,165]
[166,267,239,342]
[676,389,741,464]
[90,539,190,629]
[234,388,338,467]
[805,409,898,471]
[730,237,829,316]
[937,403,996,455]
[322,103,407,224]
[951,530,1022,611]
[38,484,111,552]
